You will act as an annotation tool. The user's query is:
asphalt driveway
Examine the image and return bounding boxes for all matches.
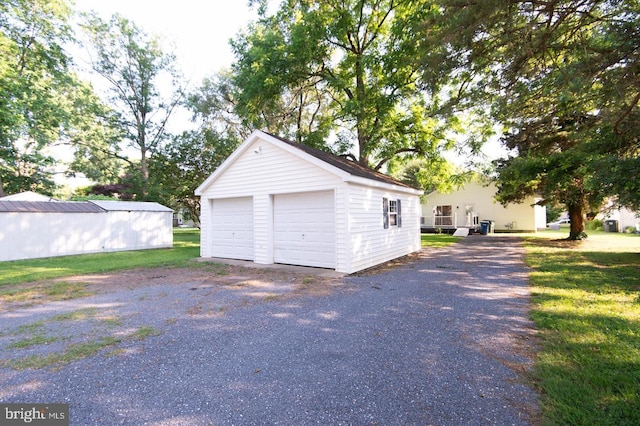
[1,235,539,425]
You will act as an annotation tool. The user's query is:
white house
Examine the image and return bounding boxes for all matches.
[421,178,546,233]
[195,130,424,274]
[0,199,173,262]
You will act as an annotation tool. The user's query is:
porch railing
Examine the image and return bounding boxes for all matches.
[421,214,456,227]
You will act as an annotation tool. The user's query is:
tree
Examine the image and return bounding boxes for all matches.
[61,79,125,184]
[435,0,640,239]
[231,0,486,174]
[0,0,75,196]
[149,130,240,226]
[80,13,184,198]
[147,72,249,222]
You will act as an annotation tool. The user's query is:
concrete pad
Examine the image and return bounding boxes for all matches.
[196,257,346,278]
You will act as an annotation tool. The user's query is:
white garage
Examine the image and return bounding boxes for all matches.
[195,130,423,274]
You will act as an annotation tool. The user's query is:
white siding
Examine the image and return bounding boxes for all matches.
[199,199,211,258]
[0,211,172,262]
[253,194,273,264]
[347,184,421,273]
[200,140,343,199]
[334,186,350,273]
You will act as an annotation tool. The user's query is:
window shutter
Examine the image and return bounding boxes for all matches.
[397,199,402,227]
[383,198,389,229]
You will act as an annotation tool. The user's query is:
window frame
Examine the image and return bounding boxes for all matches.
[383,197,402,229]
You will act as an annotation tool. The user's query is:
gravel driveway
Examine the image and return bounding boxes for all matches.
[1,235,539,425]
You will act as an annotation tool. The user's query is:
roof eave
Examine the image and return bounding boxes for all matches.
[345,176,424,195]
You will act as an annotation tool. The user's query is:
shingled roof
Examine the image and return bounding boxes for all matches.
[264,132,418,190]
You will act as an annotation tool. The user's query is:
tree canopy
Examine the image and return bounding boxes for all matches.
[432,0,640,238]
[230,0,488,176]
[0,0,75,195]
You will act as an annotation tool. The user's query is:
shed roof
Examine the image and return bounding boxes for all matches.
[0,201,105,213]
[89,200,173,212]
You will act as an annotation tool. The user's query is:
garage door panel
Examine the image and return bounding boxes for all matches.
[211,197,253,260]
[274,191,335,268]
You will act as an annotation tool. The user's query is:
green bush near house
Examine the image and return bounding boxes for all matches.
[585,219,603,231]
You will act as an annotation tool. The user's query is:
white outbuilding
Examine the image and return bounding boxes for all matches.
[0,199,173,262]
[195,130,424,274]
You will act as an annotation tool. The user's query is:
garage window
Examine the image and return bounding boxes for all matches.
[383,198,402,229]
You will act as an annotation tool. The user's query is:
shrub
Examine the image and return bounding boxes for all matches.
[585,219,603,231]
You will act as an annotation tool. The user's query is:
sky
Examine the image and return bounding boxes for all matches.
[56,1,264,190]
[73,0,263,84]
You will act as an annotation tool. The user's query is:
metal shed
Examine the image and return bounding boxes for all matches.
[0,199,173,262]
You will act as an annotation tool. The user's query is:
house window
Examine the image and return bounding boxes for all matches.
[435,205,452,226]
[383,198,402,229]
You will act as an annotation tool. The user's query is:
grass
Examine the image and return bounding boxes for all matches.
[3,309,161,370]
[8,337,122,370]
[7,334,58,349]
[0,229,457,286]
[522,230,640,425]
[421,233,461,248]
[0,281,92,304]
[0,228,200,286]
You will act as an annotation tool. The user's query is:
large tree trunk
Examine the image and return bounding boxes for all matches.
[567,203,587,240]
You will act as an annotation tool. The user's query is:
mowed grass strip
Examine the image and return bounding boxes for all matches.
[421,233,461,248]
[523,231,640,425]
[0,228,200,286]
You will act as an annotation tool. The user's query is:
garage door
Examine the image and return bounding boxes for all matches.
[211,197,253,260]
[274,191,335,268]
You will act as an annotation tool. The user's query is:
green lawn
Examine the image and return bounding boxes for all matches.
[0,228,200,286]
[421,233,461,248]
[522,230,640,425]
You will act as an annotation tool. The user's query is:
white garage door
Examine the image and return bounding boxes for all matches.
[274,191,335,268]
[211,197,254,260]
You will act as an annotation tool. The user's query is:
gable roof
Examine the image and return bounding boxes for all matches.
[196,130,423,195]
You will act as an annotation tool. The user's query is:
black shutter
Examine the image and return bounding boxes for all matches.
[383,198,389,229]
[397,199,402,227]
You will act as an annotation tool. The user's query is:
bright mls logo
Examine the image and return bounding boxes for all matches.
[1,404,69,425]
